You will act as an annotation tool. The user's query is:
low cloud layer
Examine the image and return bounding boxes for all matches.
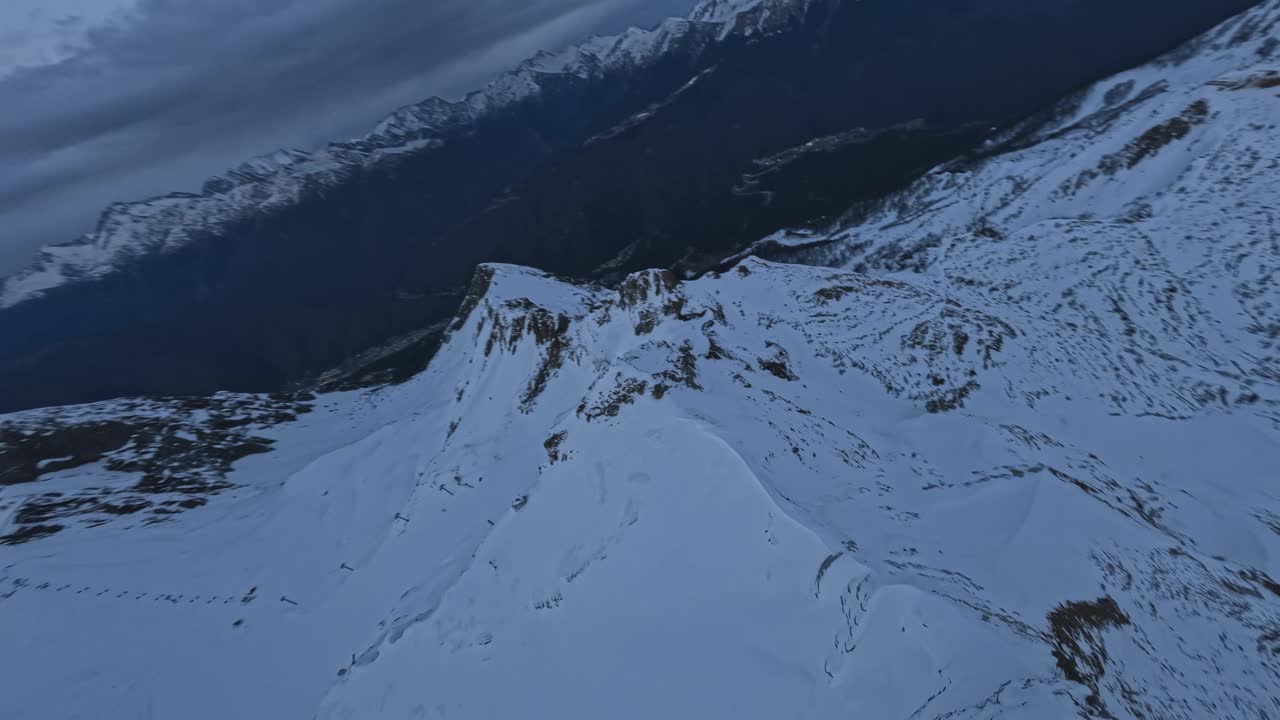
[0,0,694,275]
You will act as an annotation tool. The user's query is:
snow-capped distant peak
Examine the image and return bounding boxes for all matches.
[0,0,813,311]
[690,0,767,22]
[202,148,312,195]
[233,148,311,178]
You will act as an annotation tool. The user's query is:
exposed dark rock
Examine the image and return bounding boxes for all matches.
[758,343,798,381]
[1098,99,1211,175]
[520,314,573,412]
[0,393,310,544]
[1047,597,1131,717]
[543,431,568,464]
[657,342,703,390]
[578,378,650,421]
[0,421,133,486]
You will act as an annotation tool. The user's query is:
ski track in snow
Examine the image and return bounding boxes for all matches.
[4,2,1280,718]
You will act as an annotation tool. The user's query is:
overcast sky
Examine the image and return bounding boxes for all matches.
[0,0,695,276]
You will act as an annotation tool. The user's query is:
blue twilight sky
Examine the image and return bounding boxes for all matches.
[0,0,695,275]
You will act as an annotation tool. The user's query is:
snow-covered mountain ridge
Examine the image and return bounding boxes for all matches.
[2,1,1279,718]
[0,0,811,310]
[770,0,1280,420]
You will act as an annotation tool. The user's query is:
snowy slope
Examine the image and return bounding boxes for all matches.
[3,2,1280,718]
[776,0,1280,422]
[0,0,813,310]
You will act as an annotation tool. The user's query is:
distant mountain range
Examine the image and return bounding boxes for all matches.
[0,0,1259,412]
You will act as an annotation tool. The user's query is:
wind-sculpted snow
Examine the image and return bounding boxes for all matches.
[3,3,1280,718]
[4,244,1278,717]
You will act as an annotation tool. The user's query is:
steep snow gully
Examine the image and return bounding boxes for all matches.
[3,1,1280,718]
